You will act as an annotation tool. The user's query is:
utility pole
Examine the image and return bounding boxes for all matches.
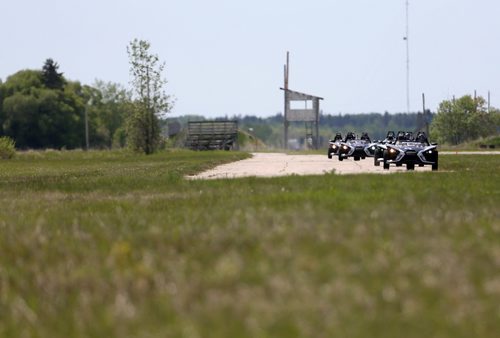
[488,90,491,113]
[422,93,429,136]
[404,0,410,114]
[85,99,91,151]
[284,51,290,149]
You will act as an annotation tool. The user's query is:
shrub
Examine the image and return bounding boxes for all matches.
[0,136,16,159]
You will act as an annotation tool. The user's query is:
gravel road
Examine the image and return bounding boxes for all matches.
[187,152,430,179]
[188,151,499,180]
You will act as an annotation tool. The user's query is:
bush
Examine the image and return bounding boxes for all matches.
[0,136,16,159]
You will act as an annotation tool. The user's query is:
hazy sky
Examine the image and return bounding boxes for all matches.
[1,0,499,117]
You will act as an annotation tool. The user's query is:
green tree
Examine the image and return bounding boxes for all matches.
[1,70,47,147]
[83,80,133,148]
[126,39,171,154]
[2,69,43,96]
[431,95,498,145]
[1,69,84,149]
[0,136,16,159]
[1,65,135,150]
[42,58,65,90]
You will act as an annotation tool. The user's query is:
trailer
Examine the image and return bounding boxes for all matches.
[185,120,238,150]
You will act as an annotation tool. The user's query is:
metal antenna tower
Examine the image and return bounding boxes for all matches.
[404,0,410,114]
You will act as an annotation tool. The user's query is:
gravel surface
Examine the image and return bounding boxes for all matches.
[187,152,432,179]
[188,151,500,180]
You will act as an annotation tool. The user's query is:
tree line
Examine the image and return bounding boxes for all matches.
[0,59,130,149]
[1,47,498,151]
[431,95,499,145]
[0,39,171,153]
[213,112,433,148]
[195,100,498,148]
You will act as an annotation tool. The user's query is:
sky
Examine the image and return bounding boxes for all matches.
[1,0,499,117]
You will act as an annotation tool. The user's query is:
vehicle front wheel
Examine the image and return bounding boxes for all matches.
[374,154,380,166]
[383,151,390,170]
[338,154,343,161]
[432,160,438,171]
[407,163,415,170]
[354,156,360,161]
[328,153,332,159]
[432,153,439,171]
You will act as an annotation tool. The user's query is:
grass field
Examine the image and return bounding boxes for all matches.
[0,150,499,338]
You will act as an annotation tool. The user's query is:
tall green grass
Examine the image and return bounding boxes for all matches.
[0,150,499,338]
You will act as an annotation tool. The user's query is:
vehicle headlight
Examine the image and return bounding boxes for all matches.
[333,145,337,149]
[389,148,397,154]
[342,145,348,150]
[428,150,432,154]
